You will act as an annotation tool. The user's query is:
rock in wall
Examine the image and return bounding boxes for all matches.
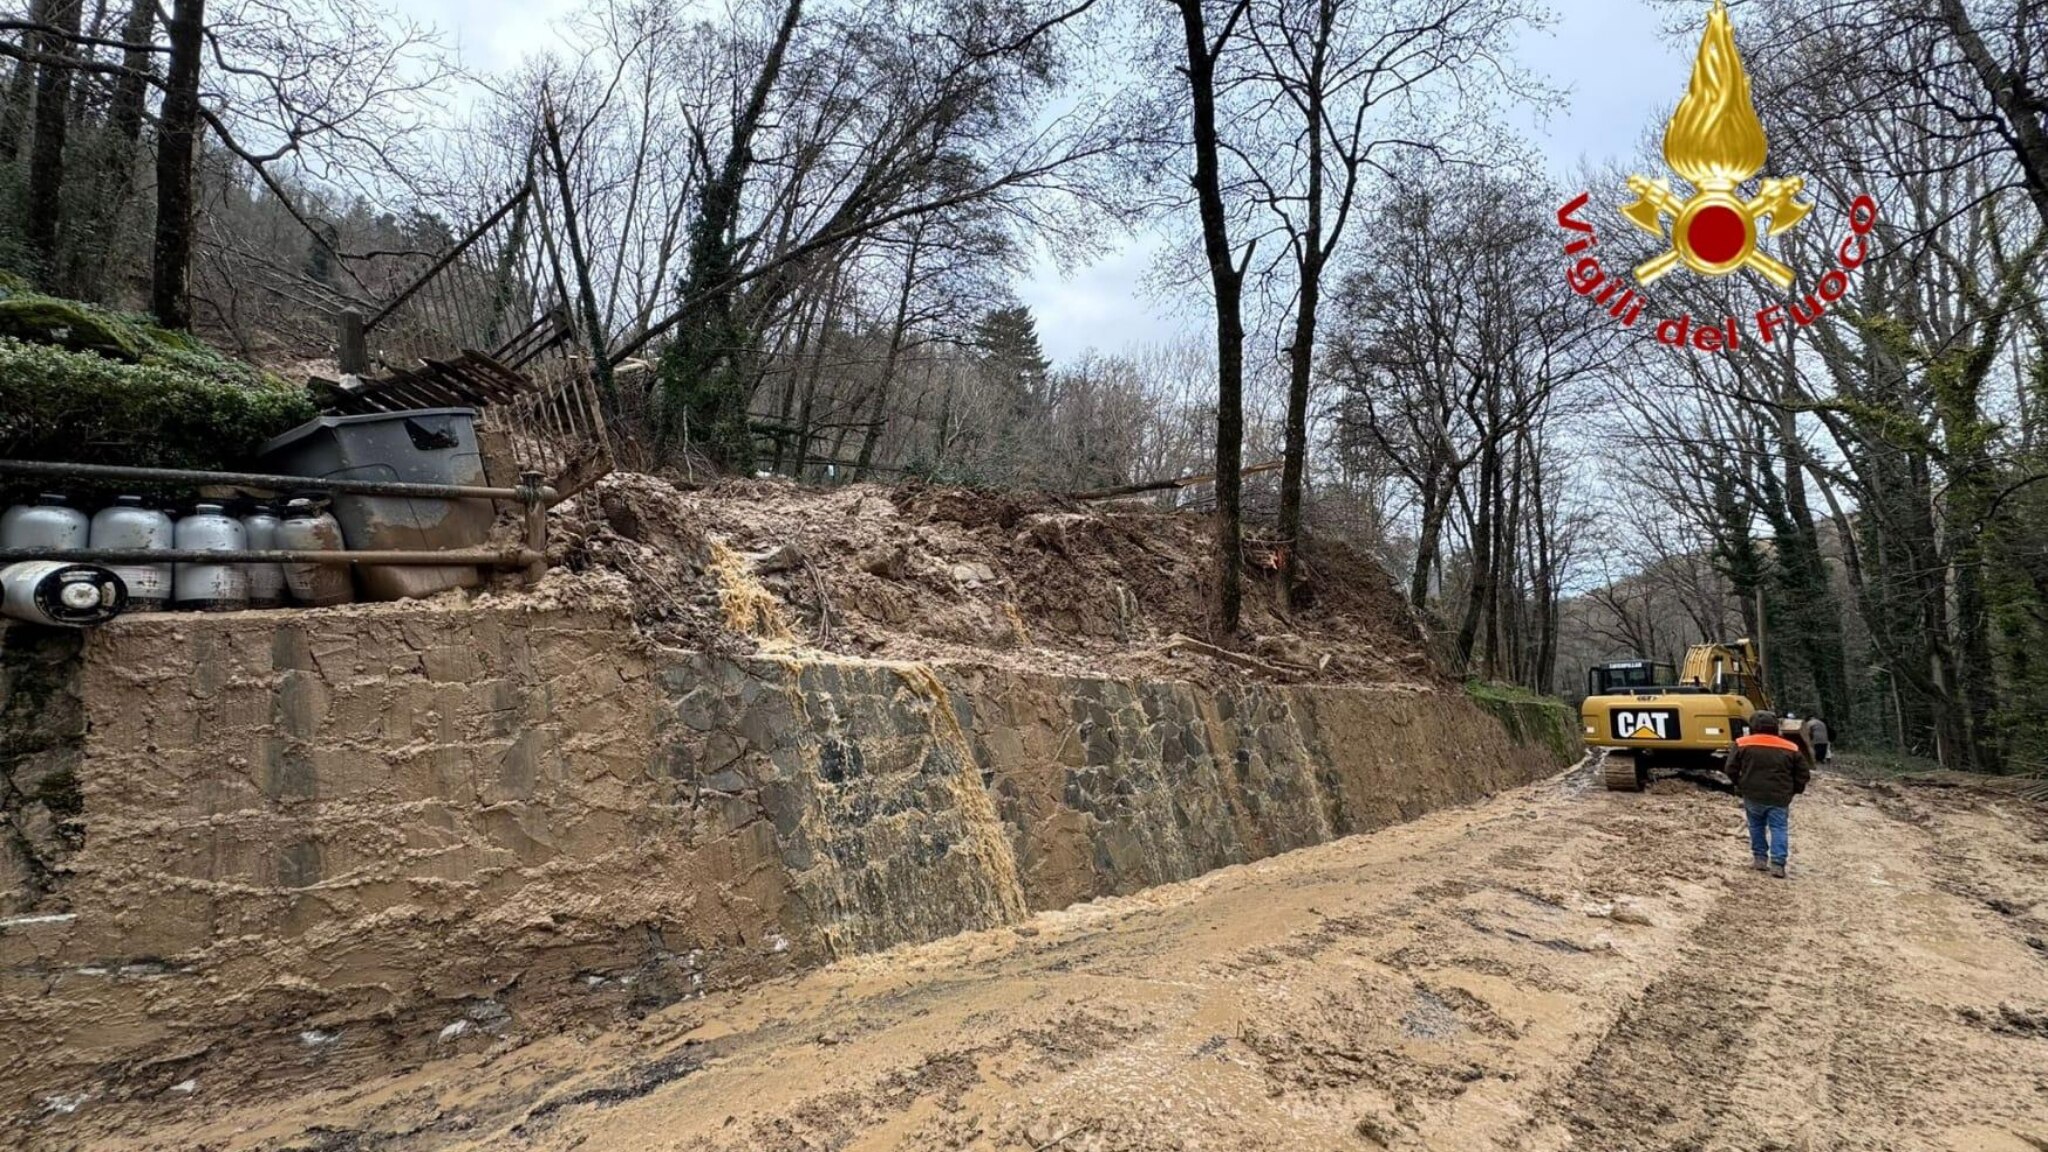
[0,625,84,917]
[950,671,1562,913]
[0,607,1574,1112]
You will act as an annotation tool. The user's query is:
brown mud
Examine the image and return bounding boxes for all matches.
[45,760,2048,1152]
[538,472,1432,685]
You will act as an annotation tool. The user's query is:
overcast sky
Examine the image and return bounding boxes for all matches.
[411,0,1688,364]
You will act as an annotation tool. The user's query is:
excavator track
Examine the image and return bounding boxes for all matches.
[1602,750,1645,792]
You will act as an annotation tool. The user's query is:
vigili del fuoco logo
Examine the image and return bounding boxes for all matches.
[1554,0,1878,353]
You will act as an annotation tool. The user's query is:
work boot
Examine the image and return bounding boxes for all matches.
[1769,862,1787,879]
[1752,857,1769,872]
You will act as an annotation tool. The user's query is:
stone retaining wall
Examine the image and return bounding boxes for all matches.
[0,606,1574,1110]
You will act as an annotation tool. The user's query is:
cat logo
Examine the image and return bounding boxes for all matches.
[1612,708,1681,741]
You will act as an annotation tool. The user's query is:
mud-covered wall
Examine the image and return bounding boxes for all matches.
[0,607,1573,1109]
[0,625,85,917]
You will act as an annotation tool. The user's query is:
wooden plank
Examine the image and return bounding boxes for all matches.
[459,349,543,400]
[374,373,453,411]
[489,312,553,364]
[446,353,525,403]
[426,365,509,408]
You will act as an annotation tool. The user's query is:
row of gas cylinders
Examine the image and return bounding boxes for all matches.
[1,493,357,626]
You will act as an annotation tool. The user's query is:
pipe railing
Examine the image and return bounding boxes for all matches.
[0,548,542,568]
[0,459,558,505]
[0,459,556,579]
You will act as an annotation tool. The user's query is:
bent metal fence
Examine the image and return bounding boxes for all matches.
[342,175,615,500]
[191,170,616,502]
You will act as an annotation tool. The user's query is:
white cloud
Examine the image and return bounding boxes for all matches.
[410,0,580,73]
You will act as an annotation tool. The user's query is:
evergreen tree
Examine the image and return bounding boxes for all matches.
[973,305,1051,418]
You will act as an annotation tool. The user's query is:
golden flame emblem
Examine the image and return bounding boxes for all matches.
[1622,1,1810,288]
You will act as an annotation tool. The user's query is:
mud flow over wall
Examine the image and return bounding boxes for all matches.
[0,607,1575,1112]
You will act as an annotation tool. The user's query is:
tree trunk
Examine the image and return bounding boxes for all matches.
[1277,19,1328,614]
[72,0,157,298]
[1530,456,1558,694]
[1173,0,1249,637]
[769,293,820,476]
[108,0,154,143]
[790,273,843,479]
[1409,479,1447,610]
[151,0,205,329]
[541,98,620,413]
[657,0,804,465]
[1934,0,2048,230]
[1454,438,1497,672]
[853,239,921,480]
[1485,431,1521,679]
[0,49,34,162]
[1771,406,1851,730]
[26,0,83,284]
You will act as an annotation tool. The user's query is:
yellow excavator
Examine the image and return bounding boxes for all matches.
[1581,639,1829,791]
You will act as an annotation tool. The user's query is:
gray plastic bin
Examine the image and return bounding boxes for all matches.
[257,408,491,600]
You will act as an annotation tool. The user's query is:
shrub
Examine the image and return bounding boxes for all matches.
[0,335,315,472]
[0,287,316,475]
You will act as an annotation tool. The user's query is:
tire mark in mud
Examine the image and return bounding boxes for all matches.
[512,1039,716,1134]
[1547,879,1799,1150]
[1859,780,2048,970]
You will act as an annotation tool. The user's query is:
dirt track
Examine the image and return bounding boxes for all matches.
[45,761,2048,1151]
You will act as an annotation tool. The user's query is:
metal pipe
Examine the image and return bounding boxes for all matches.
[519,469,548,583]
[0,459,558,505]
[0,548,542,568]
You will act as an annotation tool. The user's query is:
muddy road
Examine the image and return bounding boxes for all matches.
[41,762,2048,1151]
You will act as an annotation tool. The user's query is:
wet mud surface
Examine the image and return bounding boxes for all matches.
[31,760,2048,1151]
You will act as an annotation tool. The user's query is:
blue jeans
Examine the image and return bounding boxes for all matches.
[1745,800,1789,865]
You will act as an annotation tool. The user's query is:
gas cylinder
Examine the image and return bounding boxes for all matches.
[1,493,89,551]
[172,502,248,611]
[239,503,286,608]
[88,495,174,611]
[0,561,127,626]
[277,497,354,606]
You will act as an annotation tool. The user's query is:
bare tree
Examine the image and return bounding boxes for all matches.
[1237,0,1541,609]
[1161,0,1254,635]
[24,0,80,279]
[150,0,202,326]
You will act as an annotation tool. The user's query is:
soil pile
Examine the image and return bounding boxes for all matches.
[537,471,1434,684]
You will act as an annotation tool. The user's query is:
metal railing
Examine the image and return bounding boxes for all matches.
[0,460,556,581]
[339,174,616,500]
[188,163,616,502]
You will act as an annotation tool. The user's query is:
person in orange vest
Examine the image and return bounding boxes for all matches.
[1727,710,1812,878]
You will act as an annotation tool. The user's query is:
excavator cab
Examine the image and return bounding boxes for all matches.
[1678,640,1765,703]
[1586,660,1676,697]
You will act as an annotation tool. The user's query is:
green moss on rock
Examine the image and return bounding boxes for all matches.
[1465,681,1582,765]
[0,290,314,471]
[0,333,316,472]
[0,296,147,362]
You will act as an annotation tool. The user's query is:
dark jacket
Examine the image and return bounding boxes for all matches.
[1728,733,1811,807]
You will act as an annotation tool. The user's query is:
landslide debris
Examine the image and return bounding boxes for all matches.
[533,471,1433,685]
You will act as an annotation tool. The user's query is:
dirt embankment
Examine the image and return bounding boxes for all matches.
[4,470,1582,1142]
[45,761,2048,1152]
[535,472,1433,685]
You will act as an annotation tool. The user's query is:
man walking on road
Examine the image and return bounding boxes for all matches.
[1728,710,1811,878]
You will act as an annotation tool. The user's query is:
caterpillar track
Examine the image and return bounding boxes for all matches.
[1601,750,1645,792]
